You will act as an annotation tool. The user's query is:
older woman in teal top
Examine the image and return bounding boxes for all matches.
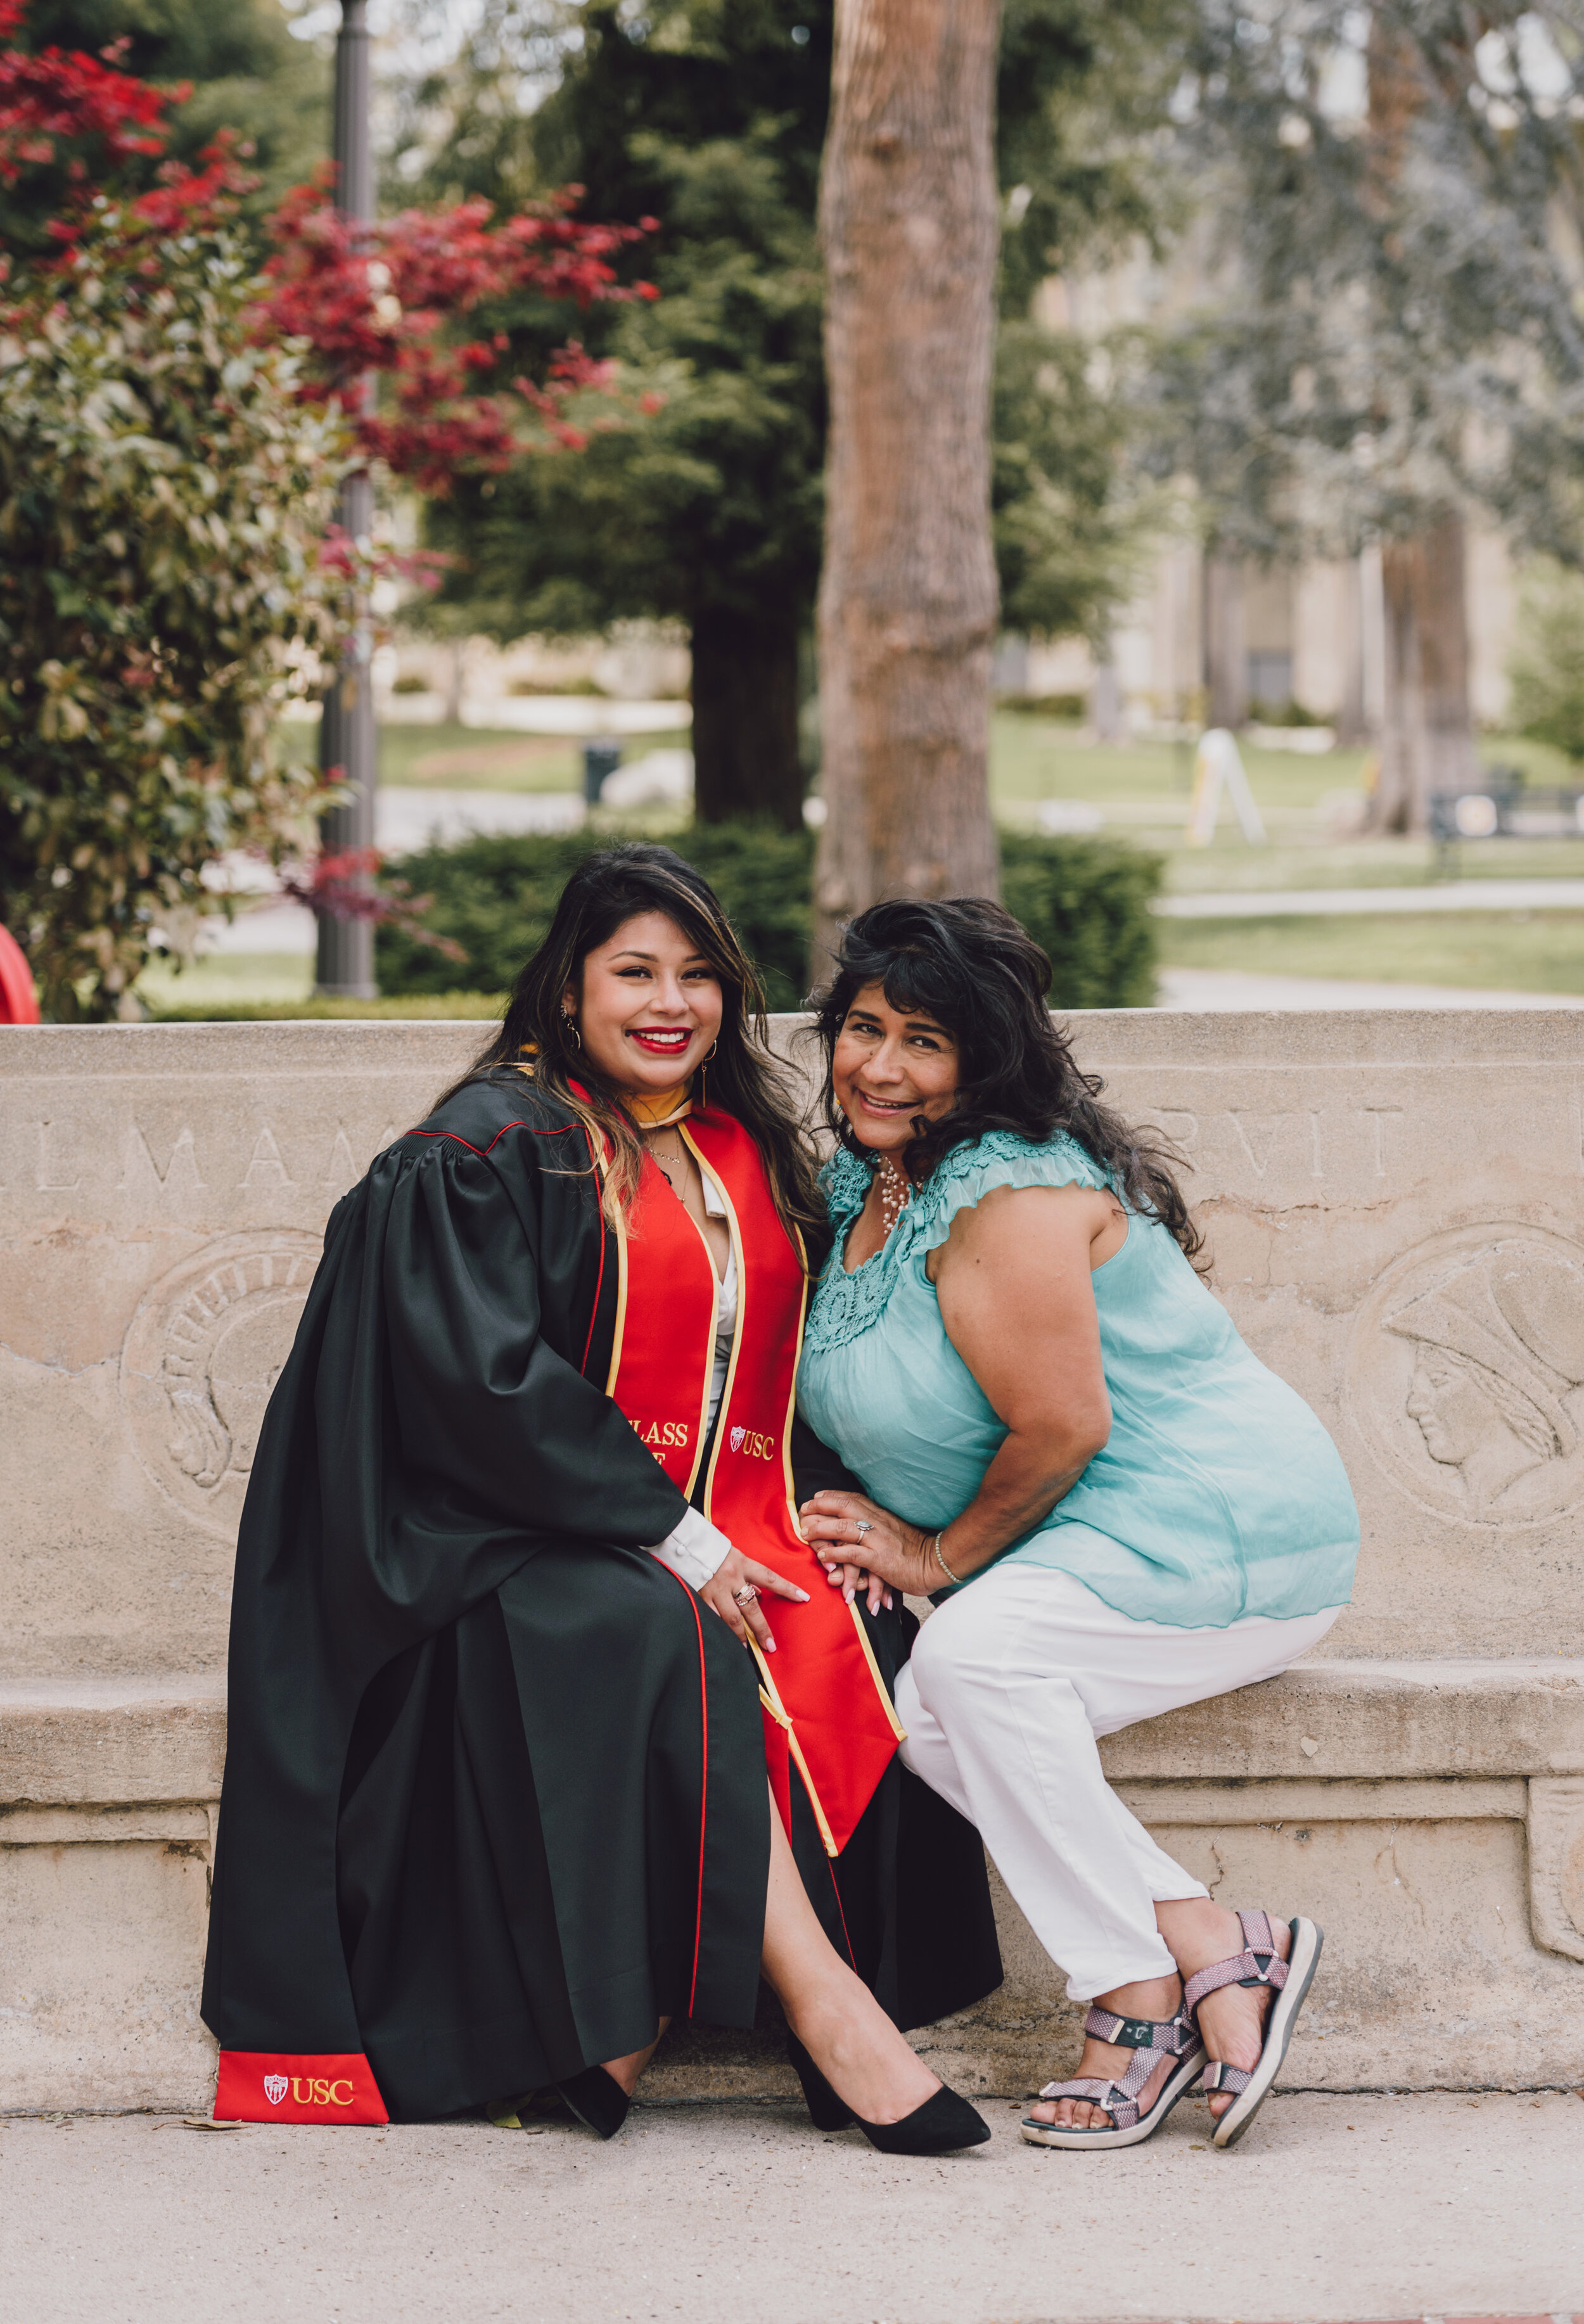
[796,898,1358,2154]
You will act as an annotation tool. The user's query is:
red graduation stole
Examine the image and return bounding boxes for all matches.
[604,1103,904,1858]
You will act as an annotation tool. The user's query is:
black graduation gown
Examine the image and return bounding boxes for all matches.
[201,1071,999,2122]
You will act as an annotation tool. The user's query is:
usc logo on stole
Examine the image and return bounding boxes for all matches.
[213,2050,389,2124]
[728,1425,776,1460]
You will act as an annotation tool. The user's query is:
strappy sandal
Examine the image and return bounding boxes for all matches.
[1019,2002,1205,2151]
[1184,1907,1322,2151]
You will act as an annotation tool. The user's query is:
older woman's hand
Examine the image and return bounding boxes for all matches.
[797,1489,937,1611]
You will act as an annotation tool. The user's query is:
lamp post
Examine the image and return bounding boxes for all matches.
[315,0,378,999]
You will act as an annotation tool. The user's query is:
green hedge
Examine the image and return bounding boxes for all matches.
[375,824,1161,1013]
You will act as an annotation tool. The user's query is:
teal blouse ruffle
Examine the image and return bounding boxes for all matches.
[796,1131,1358,1630]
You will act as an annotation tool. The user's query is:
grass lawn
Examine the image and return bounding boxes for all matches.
[376,722,689,792]
[139,950,504,1019]
[1159,910,1584,994]
[146,714,1582,1014]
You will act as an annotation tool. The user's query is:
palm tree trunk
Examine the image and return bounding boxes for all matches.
[811,0,1002,974]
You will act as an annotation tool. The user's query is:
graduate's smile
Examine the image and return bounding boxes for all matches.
[627,1025,694,1057]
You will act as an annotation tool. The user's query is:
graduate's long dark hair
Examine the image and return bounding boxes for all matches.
[810,895,1205,1269]
[446,843,824,1244]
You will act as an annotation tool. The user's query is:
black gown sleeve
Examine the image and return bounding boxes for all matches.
[374,1135,690,1550]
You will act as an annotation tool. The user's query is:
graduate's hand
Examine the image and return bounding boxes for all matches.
[699,1548,810,1656]
[797,1491,929,1609]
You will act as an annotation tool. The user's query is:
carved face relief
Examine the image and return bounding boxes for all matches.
[1403,1350,1550,1507]
[119,1232,321,1535]
[1347,1225,1584,1529]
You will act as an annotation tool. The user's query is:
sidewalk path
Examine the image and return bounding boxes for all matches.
[1156,969,1584,1010]
[1156,879,1584,917]
[1,2092,1578,2323]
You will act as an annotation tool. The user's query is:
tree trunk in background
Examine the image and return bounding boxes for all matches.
[1332,555,1369,747]
[1363,27,1477,835]
[1373,509,1478,833]
[1203,551,1248,730]
[690,602,804,831]
[811,0,1002,975]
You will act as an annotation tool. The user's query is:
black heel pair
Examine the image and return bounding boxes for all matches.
[786,2034,990,2154]
[555,2064,630,2140]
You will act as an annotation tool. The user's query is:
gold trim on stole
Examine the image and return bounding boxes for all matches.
[596,1130,713,1499]
[680,1123,745,1525]
[749,1638,838,1858]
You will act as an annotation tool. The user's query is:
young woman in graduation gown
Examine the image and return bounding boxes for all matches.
[201,843,999,2147]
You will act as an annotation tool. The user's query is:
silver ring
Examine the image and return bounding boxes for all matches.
[853,1521,873,1540]
[732,1584,759,1606]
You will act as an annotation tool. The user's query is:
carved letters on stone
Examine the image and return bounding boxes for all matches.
[1528,1777,1584,1963]
[118,1231,322,1536]
[1347,1223,1584,1529]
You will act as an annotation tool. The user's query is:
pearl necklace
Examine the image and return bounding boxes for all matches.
[877,1155,912,1243]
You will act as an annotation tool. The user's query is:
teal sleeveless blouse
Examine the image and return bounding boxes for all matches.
[796,1132,1358,1630]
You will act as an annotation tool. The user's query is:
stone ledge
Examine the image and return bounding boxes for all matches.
[1098,1657,1584,1780]
[1115,1777,1527,1823]
[3,1662,1583,1810]
[0,1676,226,1806]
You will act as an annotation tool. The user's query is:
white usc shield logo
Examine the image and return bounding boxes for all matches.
[263,2074,288,2105]
[729,1426,745,1452]
[729,1426,775,1460]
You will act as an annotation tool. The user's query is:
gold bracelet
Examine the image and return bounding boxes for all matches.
[932,1532,964,1586]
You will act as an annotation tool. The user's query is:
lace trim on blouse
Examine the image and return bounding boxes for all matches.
[804,1130,1110,1355]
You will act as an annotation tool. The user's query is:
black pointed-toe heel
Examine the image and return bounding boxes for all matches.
[787,2034,855,2132]
[852,2084,991,2156]
[555,2064,630,2141]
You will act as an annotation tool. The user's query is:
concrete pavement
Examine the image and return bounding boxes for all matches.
[1154,879,1584,917]
[1,2091,1580,2323]
[1154,968,1584,1008]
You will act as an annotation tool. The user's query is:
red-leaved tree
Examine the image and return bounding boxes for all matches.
[256,176,659,493]
[0,0,176,189]
[0,0,661,1011]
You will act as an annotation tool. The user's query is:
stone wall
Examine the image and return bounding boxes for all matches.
[3,1014,1582,2110]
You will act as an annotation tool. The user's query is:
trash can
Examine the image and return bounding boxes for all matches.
[584,739,622,806]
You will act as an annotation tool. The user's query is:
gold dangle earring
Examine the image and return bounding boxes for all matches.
[560,1007,581,1051]
[697,1038,718,1109]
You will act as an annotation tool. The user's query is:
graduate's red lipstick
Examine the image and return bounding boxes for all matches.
[627,1025,693,1056]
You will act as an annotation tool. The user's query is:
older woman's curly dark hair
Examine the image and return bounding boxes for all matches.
[809,895,1205,1269]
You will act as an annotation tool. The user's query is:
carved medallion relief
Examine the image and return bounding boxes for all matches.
[1347,1224,1584,1528]
[118,1232,322,1536]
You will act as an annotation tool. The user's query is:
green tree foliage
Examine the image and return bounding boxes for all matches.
[992,0,1189,643]
[403,0,1188,822]
[1144,3,1584,567]
[993,319,1149,641]
[412,0,828,831]
[374,824,1161,1012]
[0,0,328,252]
[1509,561,1584,764]
[0,196,345,1018]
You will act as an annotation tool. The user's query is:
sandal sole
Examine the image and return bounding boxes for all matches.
[1019,2041,1207,2152]
[1210,1916,1322,2152]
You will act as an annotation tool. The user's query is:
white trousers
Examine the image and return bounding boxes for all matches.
[896,1565,1341,2002]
